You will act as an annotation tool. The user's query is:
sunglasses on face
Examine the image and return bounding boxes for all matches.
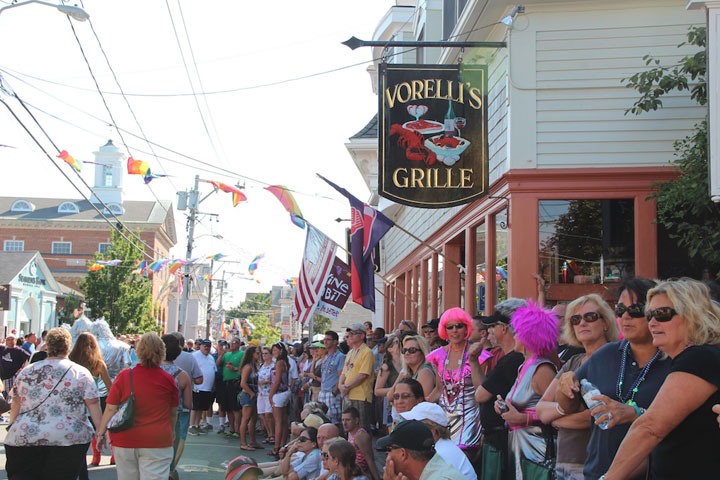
[298,436,311,443]
[321,452,329,459]
[646,306,679,322]
[422,328,436,334]
[402,347,421,355]
[445,323,466,331]
[615,303,646,318]
[570,312,601,326]
[393,392,413,400]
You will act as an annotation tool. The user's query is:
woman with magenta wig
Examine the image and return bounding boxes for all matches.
[493,301,559,480]
[426,307,482,454]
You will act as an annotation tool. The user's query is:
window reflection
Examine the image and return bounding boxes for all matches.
[475,224,486,313]
[496,209,509,302]
[539,199,634,285]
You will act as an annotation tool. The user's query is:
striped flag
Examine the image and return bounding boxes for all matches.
[292,224,337,325]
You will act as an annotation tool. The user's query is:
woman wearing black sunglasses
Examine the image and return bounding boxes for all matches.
[276,426,322,480]
[601,278,720,480]
[557,278,671,480]
[536,294,619,480]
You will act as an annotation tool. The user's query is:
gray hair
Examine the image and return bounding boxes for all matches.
[495,298,527,334]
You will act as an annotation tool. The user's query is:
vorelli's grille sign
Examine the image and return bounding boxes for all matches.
[379,64,488,208]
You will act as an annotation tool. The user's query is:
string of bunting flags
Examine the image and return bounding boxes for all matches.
[57,150,419,320]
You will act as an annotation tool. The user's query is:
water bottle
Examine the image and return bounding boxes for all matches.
[580,378,611,430]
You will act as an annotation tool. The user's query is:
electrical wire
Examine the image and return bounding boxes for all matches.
[164,0,224,166]
[0,96,155,263]
[63,16,172,221]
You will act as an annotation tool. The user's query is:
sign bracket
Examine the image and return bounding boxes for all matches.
[342,37,507,50]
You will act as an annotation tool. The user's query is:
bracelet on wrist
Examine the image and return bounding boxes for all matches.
[556,403,567,416]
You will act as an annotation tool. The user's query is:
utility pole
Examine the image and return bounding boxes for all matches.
[178,175,199,335]
[205,257,214,339]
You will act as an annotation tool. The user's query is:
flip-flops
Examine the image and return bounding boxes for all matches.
[240,445,256,451]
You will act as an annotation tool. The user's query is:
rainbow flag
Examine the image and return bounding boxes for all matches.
[264,185,305,229]
[211,181,247,207]
[248,254,265,275]
[88,263,104,271]
[97,260,122,266]
[143,170,169,184]
[57,150,82,172]
[207,253,225,261]
[168,260,185,275]
[127,157,150,175]
[284,277,298,287]
[132,260,147,275]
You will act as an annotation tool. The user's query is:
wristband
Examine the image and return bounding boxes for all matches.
[556,403,567,416]
[632,404,645,417]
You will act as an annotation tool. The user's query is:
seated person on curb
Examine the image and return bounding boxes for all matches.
[341,407,380,480]
[376,420,465,480]
[400,402,477,480]
[258,415,327,474]
[266,427,322,480]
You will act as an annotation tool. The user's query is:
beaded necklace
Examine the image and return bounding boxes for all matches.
[323,350,340,376]
[616,341,661,407]
[440,342,468,413]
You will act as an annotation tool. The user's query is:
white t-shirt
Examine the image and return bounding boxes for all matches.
[192,350,217,391]
[435,438,477,480]
[288,356,299,382]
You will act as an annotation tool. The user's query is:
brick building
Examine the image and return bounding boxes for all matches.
[0,140,177,329]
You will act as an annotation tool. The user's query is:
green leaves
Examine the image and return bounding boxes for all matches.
[79,229,154,333]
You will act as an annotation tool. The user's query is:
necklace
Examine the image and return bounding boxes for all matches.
[323,350,339,376]
[616,341,661,406]
[440,342,468,412]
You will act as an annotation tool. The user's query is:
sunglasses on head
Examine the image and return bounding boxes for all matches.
[445,323,466,331]
[569,312,601,326]
[402,347,421,355]
[615,303,646,318]
[393,392,413,400]
[646,306,679,322]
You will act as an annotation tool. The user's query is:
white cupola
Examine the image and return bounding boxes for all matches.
[90,139,125,208]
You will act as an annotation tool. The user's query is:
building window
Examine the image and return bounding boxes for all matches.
[496,209,509,303]
[3,240,24,252]
[442,0,468,40]
[104,203,123,215]
[538,199,635,285]
[58,201,79,214]
[10,200,34,212]
[52,241,72,255]
[98,243,111,254]
[103,166,113,187]
[475,223,486,313]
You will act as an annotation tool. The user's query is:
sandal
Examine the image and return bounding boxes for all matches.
[270,448,280,457]
[250,444,264,449]
[240,445,256,451]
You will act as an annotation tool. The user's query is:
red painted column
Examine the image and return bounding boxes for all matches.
[485,214,496,314]
[406,268,414,324]
[508,196,539,301]
[431,253,439,319]
[395,273,406,322]
[442,243,462,312]
[465,226,477,316]
[635,194,658,278]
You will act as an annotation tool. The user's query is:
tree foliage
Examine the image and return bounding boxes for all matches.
[57,294,82,325]
[79,229,158,333]
[624,26,720,278]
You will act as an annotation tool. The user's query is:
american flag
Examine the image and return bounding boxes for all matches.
[293,224,337,325]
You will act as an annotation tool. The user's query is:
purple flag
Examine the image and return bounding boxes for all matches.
[319,175,394,311]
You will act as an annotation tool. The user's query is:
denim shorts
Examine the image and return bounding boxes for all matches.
[238,392,257,407]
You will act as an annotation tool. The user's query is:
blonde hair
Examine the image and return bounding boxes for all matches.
[45,327,72,357]
[400,335,432,373]
[135,332,165,368]
[562,294,619,348]
[647,279,720,346]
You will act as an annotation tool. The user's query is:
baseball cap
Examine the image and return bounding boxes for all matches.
[249,339,260,346]
[376,420,435,452]
[347,323,366,333]
[303,413,324,429]
[399,402,448,427]
[422,318,440,330]
[308,341,325,349]
[218,339,228,345]
[481,310,511,326]
[225,455,262,480]
[200,339,212,347]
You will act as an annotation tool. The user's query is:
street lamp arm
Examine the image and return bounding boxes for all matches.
[0,1,90,21]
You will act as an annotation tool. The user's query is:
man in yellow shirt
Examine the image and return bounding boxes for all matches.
[339,322,375,431]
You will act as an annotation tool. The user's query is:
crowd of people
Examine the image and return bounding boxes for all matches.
[2,276,720,480]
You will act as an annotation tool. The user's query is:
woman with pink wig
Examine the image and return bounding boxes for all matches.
[425,307,483,454]
[493,301,558,480]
